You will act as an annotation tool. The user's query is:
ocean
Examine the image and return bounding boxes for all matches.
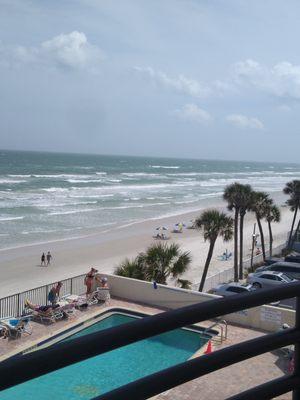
[0,150,299,250]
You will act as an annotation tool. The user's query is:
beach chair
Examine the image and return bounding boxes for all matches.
[94,288,111,304]
[0,316,32,339]
[30,306,65,324]
[61,294,89,310]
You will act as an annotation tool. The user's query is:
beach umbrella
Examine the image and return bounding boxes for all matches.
[156,226,168,231]
[175,222,186,227]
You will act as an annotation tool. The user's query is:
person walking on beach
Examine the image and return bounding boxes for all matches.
[46,251,52,266]
[41,252,46,267]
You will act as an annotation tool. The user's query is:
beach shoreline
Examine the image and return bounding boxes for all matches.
[0,191,291,298]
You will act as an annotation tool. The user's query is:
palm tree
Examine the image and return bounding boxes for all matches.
[177,278,192,290]
[283,180,300,249]
[115,243,191,286]
[143,242,191,285]
[265,204,281,257]
[195,209,233,292]
[223,183,246,281]
[249,191,272,261]
[114,256,146,280]
[238,184,253,279]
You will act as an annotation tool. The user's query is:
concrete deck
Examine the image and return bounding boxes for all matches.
[0,297,293,399]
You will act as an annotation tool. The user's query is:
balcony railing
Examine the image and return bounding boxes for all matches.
[0,282,300,399]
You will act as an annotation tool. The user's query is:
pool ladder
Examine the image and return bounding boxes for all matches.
[203,319,228,344]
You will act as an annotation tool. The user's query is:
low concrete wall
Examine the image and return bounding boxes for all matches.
[105,274,295,332]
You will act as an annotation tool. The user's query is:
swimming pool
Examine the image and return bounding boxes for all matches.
[1,311,211,399]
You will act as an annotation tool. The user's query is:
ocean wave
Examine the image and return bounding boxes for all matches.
[0,216,24,221]
[48,208,95,216]
[150,165,180,169]
[33,174,90,179]
[100,202,171,210]
[0,179,27,184]
[37,200,97,208]
[68,194,114,199]
[96,172,107,175]
[121,173,159,177]
[42,188,68,192]
[8,174,31,178]
[66,179,104,183]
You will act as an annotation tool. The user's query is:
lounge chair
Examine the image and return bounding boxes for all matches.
[31,307,64,324]
[93,287,110,303]
[61,294,89,310]
[0,316,32,339]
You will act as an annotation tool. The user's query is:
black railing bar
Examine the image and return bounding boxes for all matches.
[226,375,300,400]
[0,283,299,390]
[93,328,300,400]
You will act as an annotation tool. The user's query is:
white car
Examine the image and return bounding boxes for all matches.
[212,282,255,297]
[247,271,296,289]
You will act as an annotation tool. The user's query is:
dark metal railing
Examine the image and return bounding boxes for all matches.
[0,282,300,399]
[0,273,87,319]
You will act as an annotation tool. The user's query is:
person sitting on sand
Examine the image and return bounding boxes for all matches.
[84,267,98,297]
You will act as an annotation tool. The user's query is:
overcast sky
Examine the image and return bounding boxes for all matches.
[1,0,300,162]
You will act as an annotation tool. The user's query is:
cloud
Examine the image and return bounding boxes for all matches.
[135,66,211,98]
[226,114,264,130]
[0,31,104,71]
[277,104,292,112]
[173,103,212,124]
[134,66,233,98]
[233,59,300,99]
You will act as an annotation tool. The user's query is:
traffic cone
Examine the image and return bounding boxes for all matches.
[204,340,213,354]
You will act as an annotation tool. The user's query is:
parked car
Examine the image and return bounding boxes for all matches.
[264,257,283,266]
[212,282,255,297]
[285,254,300,264]
[256,262,300,280]
[247,271,296,289]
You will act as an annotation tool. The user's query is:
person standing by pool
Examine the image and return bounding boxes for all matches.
[84,268,98,297]
[41,252,46,267]
[48,282,62,305]
[46,251,52,266]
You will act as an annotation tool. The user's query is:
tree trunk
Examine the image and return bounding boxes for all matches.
[256,213,266,261]
[199,239,216,292]
[288,207,298,249]
[239,211,245,279]
[290,218,300,251]
[268,220,273,257]
[233,208,239,282]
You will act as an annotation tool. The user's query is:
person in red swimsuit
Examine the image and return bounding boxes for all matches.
[84,268,98,297]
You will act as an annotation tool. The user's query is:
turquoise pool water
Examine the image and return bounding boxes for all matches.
[1,313,209,400]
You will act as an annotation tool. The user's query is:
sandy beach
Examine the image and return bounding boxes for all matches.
[0,191,293,298]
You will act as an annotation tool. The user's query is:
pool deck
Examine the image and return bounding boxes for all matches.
[0,297,293,399]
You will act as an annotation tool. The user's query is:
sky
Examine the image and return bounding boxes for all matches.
[1,0,300,162]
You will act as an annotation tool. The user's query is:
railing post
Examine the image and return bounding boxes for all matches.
[16,293,20,317]
[70,278,73,295]
[293,296,300,400]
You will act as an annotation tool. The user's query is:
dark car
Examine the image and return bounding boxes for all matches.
[264,257,283,266]
[256,261,300,280]
[285,255,300,264]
